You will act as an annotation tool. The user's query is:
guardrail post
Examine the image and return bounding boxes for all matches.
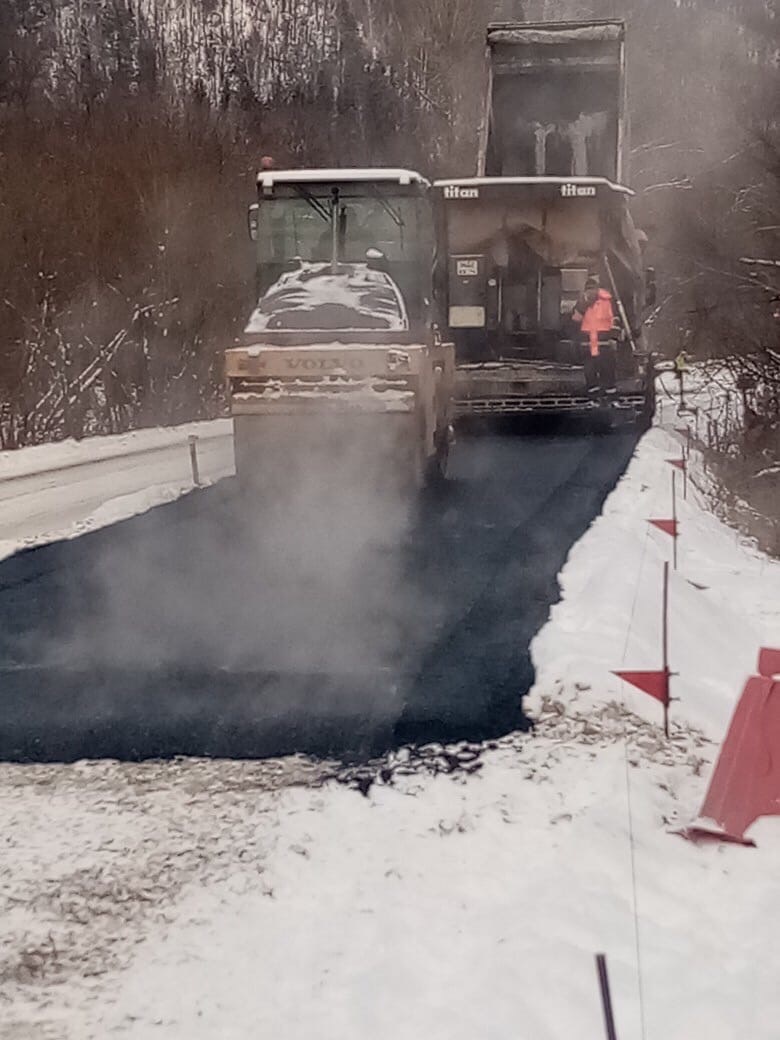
[188,434,201,487]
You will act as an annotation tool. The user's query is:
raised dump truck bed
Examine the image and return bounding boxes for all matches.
[480,20,627,182]
[435,20,654,425]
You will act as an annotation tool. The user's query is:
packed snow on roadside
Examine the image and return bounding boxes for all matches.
[530,426,778,740]
[0,418,233,560]
[1,426,779,1040]
[0,419,232,482]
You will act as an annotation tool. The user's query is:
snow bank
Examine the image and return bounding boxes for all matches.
[530,426,779,740]
[0,418,231,482]
[0,419,234,561]
[0,486,185,563]
[64,719,780,1040]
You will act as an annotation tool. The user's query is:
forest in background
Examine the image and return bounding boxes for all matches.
[0,0,778,482]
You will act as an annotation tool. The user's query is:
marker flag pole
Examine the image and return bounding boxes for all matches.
[614,562,673,738]
[661,560,671,738]
[648,471,679,570]
[667,456,687,500]
[672,470,678,569]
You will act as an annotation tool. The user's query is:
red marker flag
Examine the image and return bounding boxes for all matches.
[667,458,686,471]
[649,518,679,538]
[613,669,670,706]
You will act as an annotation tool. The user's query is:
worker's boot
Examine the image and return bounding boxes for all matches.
[583,350,599,395]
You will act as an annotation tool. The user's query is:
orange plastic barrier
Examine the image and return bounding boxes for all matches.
[683,648,780,846]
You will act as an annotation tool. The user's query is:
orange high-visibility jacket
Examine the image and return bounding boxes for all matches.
[573,289,615,357]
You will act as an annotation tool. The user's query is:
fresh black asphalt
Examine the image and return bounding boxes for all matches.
[0,423,641,761]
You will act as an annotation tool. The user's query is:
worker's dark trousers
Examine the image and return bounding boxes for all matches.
[583,342,617,391]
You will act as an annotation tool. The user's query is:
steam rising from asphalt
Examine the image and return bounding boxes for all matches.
[38,414,439,723]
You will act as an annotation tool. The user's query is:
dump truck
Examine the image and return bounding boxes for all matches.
[226,169,455,491]
[435,20,656,425]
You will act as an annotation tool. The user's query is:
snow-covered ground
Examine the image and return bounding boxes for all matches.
[0,420,234,560]
[1,424,779,1039]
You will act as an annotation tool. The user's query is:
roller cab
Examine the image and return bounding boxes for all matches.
[229,170,454,491]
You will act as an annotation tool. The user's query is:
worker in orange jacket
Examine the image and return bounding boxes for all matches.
[572,276,616,355]
[571,275,618,391]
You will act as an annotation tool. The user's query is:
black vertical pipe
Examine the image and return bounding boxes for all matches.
[595,953,619,1040]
